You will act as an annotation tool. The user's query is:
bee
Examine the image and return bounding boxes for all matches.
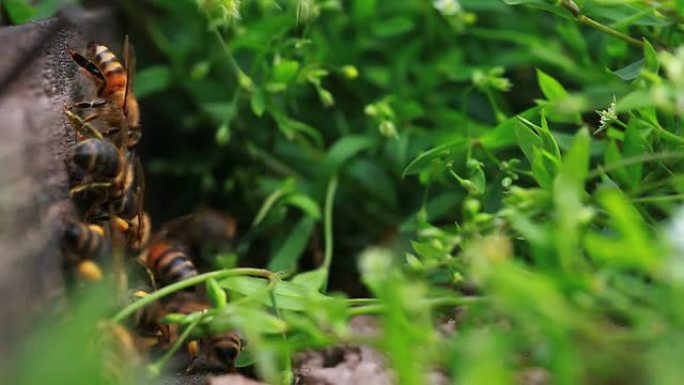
[60,219,107,281]
[68,139,135,221]
[141,241,198,289]
[200,331,244,372]
[163,293,244,373]
[109,153,149,249]
[66,35,140,147]
[70,138,126,183]
[171,209,238,268]
[97,321,144,384]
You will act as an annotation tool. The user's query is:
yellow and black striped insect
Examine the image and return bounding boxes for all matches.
[202,331,244,372]
[162,293,244,373]
[141,241,198,289]
[66,36,140,147]
[60,219,107,281]
[108,153,149,249]
[65,102,148,246]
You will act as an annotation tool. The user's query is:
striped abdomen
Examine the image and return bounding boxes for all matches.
[209,332,242,370]
[88,43,126,101]
[146,243,198,287]
[61,221,105,261]
[72,139,123,179]
[88,43,140,131]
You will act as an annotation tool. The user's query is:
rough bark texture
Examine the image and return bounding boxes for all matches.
[0,7,118,365]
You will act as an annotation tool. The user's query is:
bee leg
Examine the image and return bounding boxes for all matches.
[69,182,113,197]
[76,260,103,281]
[64,107,103,140]
[70,99,108,110]
[185,340,201,374]
[66,46,106,82]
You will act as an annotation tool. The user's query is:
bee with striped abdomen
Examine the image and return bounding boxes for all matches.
[68,139,135,222]
[141,241,198,289]
[66,35,140,147]
[162,293,244,373]
[60,219,108,281]
[108,153,150,248]
[202,331,244,372]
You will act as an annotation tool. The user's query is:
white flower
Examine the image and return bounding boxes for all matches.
[665,206,684,285]
[433,0,461,16]
[595,95,618,134]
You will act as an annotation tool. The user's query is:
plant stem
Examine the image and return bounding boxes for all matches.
[347,296,484,317]
[112,268,277,323]
[147,313,202,377]
[320,175,338,292]
[642,118,684,145]
[252,188,288,228]
[559,0,644,48]
[632,193,684,203]
[586,151,684,180]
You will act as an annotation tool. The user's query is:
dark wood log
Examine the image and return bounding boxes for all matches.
[0,7,119,364]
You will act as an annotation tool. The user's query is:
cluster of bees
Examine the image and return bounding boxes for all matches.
[58,36,242,376]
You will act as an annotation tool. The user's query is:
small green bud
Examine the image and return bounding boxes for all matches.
[318,88,335,107]
[379,120,399,139]
[364,104,378,116]
[464,198,480,214]
[206,278,227,309]
[341,65,358,79]
[215,123,230,146]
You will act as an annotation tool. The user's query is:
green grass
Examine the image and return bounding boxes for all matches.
[6,0,684,384]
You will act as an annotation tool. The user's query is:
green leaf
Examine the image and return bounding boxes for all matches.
[557,127,590,187]
[291,269,328,292]
[284,194,321,219]
[612,59,644,81]
[3,0,36,24]
[623,121,644,189]
[536,69,568,102]
[321,136,375,176]
[604,140,629,187]
[403,138,468,177]
[271,59,300,84]
[536,109,561,159]
[220,276,334,311]
[213,306,288,334]
[202,102,236,123]
[515,117,544,165]
[271,111,323,147]
[250,87,266,117]
[530,147,556,190]
[372,16,415,38]
[585,189,658,270]
[134,66,172,98]
[516,118,558,189]
[268,217,316,271]
[643,39,659,73]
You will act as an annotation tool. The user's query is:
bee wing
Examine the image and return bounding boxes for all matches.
[133,154,146,242]
[66,45,106,82]
[145,214,196,248]
[122,34,136,115]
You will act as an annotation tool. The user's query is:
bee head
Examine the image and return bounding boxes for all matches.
[213,345,239,367]
[61,221,83,251]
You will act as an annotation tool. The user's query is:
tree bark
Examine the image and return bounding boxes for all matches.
[0,6,119,364]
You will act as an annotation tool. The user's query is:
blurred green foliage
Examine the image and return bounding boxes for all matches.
[7,0,684,384]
